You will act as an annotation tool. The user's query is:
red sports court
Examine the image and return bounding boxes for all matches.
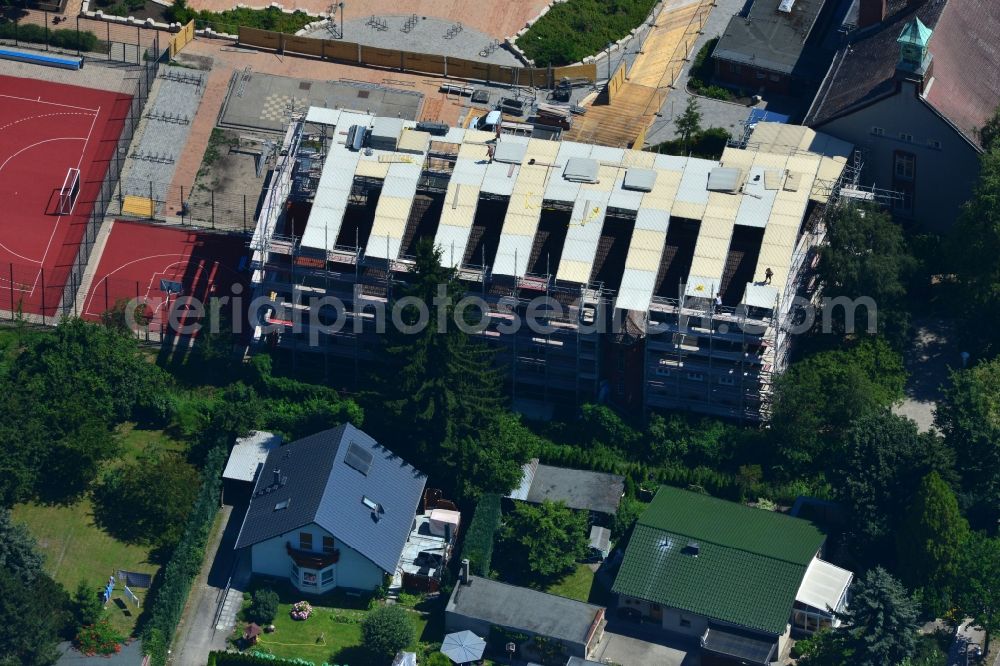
[83,220,248,333]
[0,74,131,316]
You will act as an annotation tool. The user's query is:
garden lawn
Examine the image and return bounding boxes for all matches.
[117,423,187,462]
[546,564,597,603]
[12,500,157,636]
[515,0,658,66]
[246,585,430,665]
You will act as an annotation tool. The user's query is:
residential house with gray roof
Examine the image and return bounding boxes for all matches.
[234,424,427,593]
[612,486,852,666]
[804,0,1000,230]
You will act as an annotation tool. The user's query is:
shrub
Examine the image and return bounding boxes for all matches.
[361,605,414,660]
[75,619,125,656]
[248,588,279,625]
[0,22,99,52]
[461,493,501,576]
[516,0,658,66]
[72,581,105,628]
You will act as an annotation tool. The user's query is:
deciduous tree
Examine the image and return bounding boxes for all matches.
[500,500,588,582]
[361,605,414,660]
[817,203,917,347]
[935,358,1000,528]
[955,532,1000,654]
[895,472,969,614]
[831,413,954,567]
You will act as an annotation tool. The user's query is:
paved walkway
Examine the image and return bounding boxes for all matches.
[566,0,712,147]
[170,503,252,666]
[306,15,520,66]
[892,318,955,433]
[642,0,758,147]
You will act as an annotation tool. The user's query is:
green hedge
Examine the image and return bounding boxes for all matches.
[461,494,501,577]
[207,651,344,666]
[166,2,313,35]
[515,0,658,66]
[0,22,99,52]
[142,445,227,665]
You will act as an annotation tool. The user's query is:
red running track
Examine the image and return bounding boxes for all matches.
[0,74,131,316]
[83,220,248,333]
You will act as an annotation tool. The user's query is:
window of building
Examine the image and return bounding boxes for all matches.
[927,138,942,149]
[769,74,780,82]
[871,126,884,136]
[323,536,335,553]
[731,63,742,74]
[894,152,916,180]
[299,532,313,551]
[755,71,766,80]
[321,568,334,585]
[302,571,317,587]
[719,376,736,386]
[686,372,704,382]
[616,382,625,395]
[680,617,692,628]
[899,132,913,143]
[893,184,915,215]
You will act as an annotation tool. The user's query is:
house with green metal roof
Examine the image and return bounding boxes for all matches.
[611,486,852,666]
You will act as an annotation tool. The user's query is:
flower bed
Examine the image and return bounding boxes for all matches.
[290,601,313,621]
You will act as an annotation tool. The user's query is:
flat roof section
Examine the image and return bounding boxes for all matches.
[494,139,560,277]
[366,156,423,260]
[712,0,829,75]
[447,576,605,647]
[434,141,491,267]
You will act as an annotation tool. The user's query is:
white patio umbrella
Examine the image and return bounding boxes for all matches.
[440,629,487,664]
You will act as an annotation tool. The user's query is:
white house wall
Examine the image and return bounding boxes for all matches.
[248,522,385,591]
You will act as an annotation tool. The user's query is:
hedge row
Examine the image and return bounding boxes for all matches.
[207,651,341,665]
[0,22,100,52]
[142,445,228,665]
[461,493,501,577]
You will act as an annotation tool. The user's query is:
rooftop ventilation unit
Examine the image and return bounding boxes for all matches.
[346,125,366,151]
[563,157,600,184]
[623,167,657,192]
[707,167,744,193]
[345,442,374,476]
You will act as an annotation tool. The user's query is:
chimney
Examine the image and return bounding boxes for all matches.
[460,559,470,585]
[273,469,281,487]
[858,0,887,29]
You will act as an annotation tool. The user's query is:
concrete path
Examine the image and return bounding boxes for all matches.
[170,503,252,666]
[642,0,759,147]
[892,318,955,433]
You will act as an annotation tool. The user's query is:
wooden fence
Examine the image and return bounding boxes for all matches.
[237,26,596,89]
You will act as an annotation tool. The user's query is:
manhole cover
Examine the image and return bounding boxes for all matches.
[357,90,370,99]
[299,81,312,90]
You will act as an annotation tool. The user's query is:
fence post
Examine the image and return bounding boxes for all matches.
[180,185,185,224]
[8,264,13,320]
[107,22,111,60]
[40,268,46,326]
[105,276,109,312]
[76,16,81,56]
[44,11,49,51]
[149,181,155,220]
[211,190,215,229]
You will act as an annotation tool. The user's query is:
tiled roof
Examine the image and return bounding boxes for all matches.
[807,0,1000,148]
[924,0,1000,145]
[611,486,825,636]
[806,0,947,127]
[234,424,427,574]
